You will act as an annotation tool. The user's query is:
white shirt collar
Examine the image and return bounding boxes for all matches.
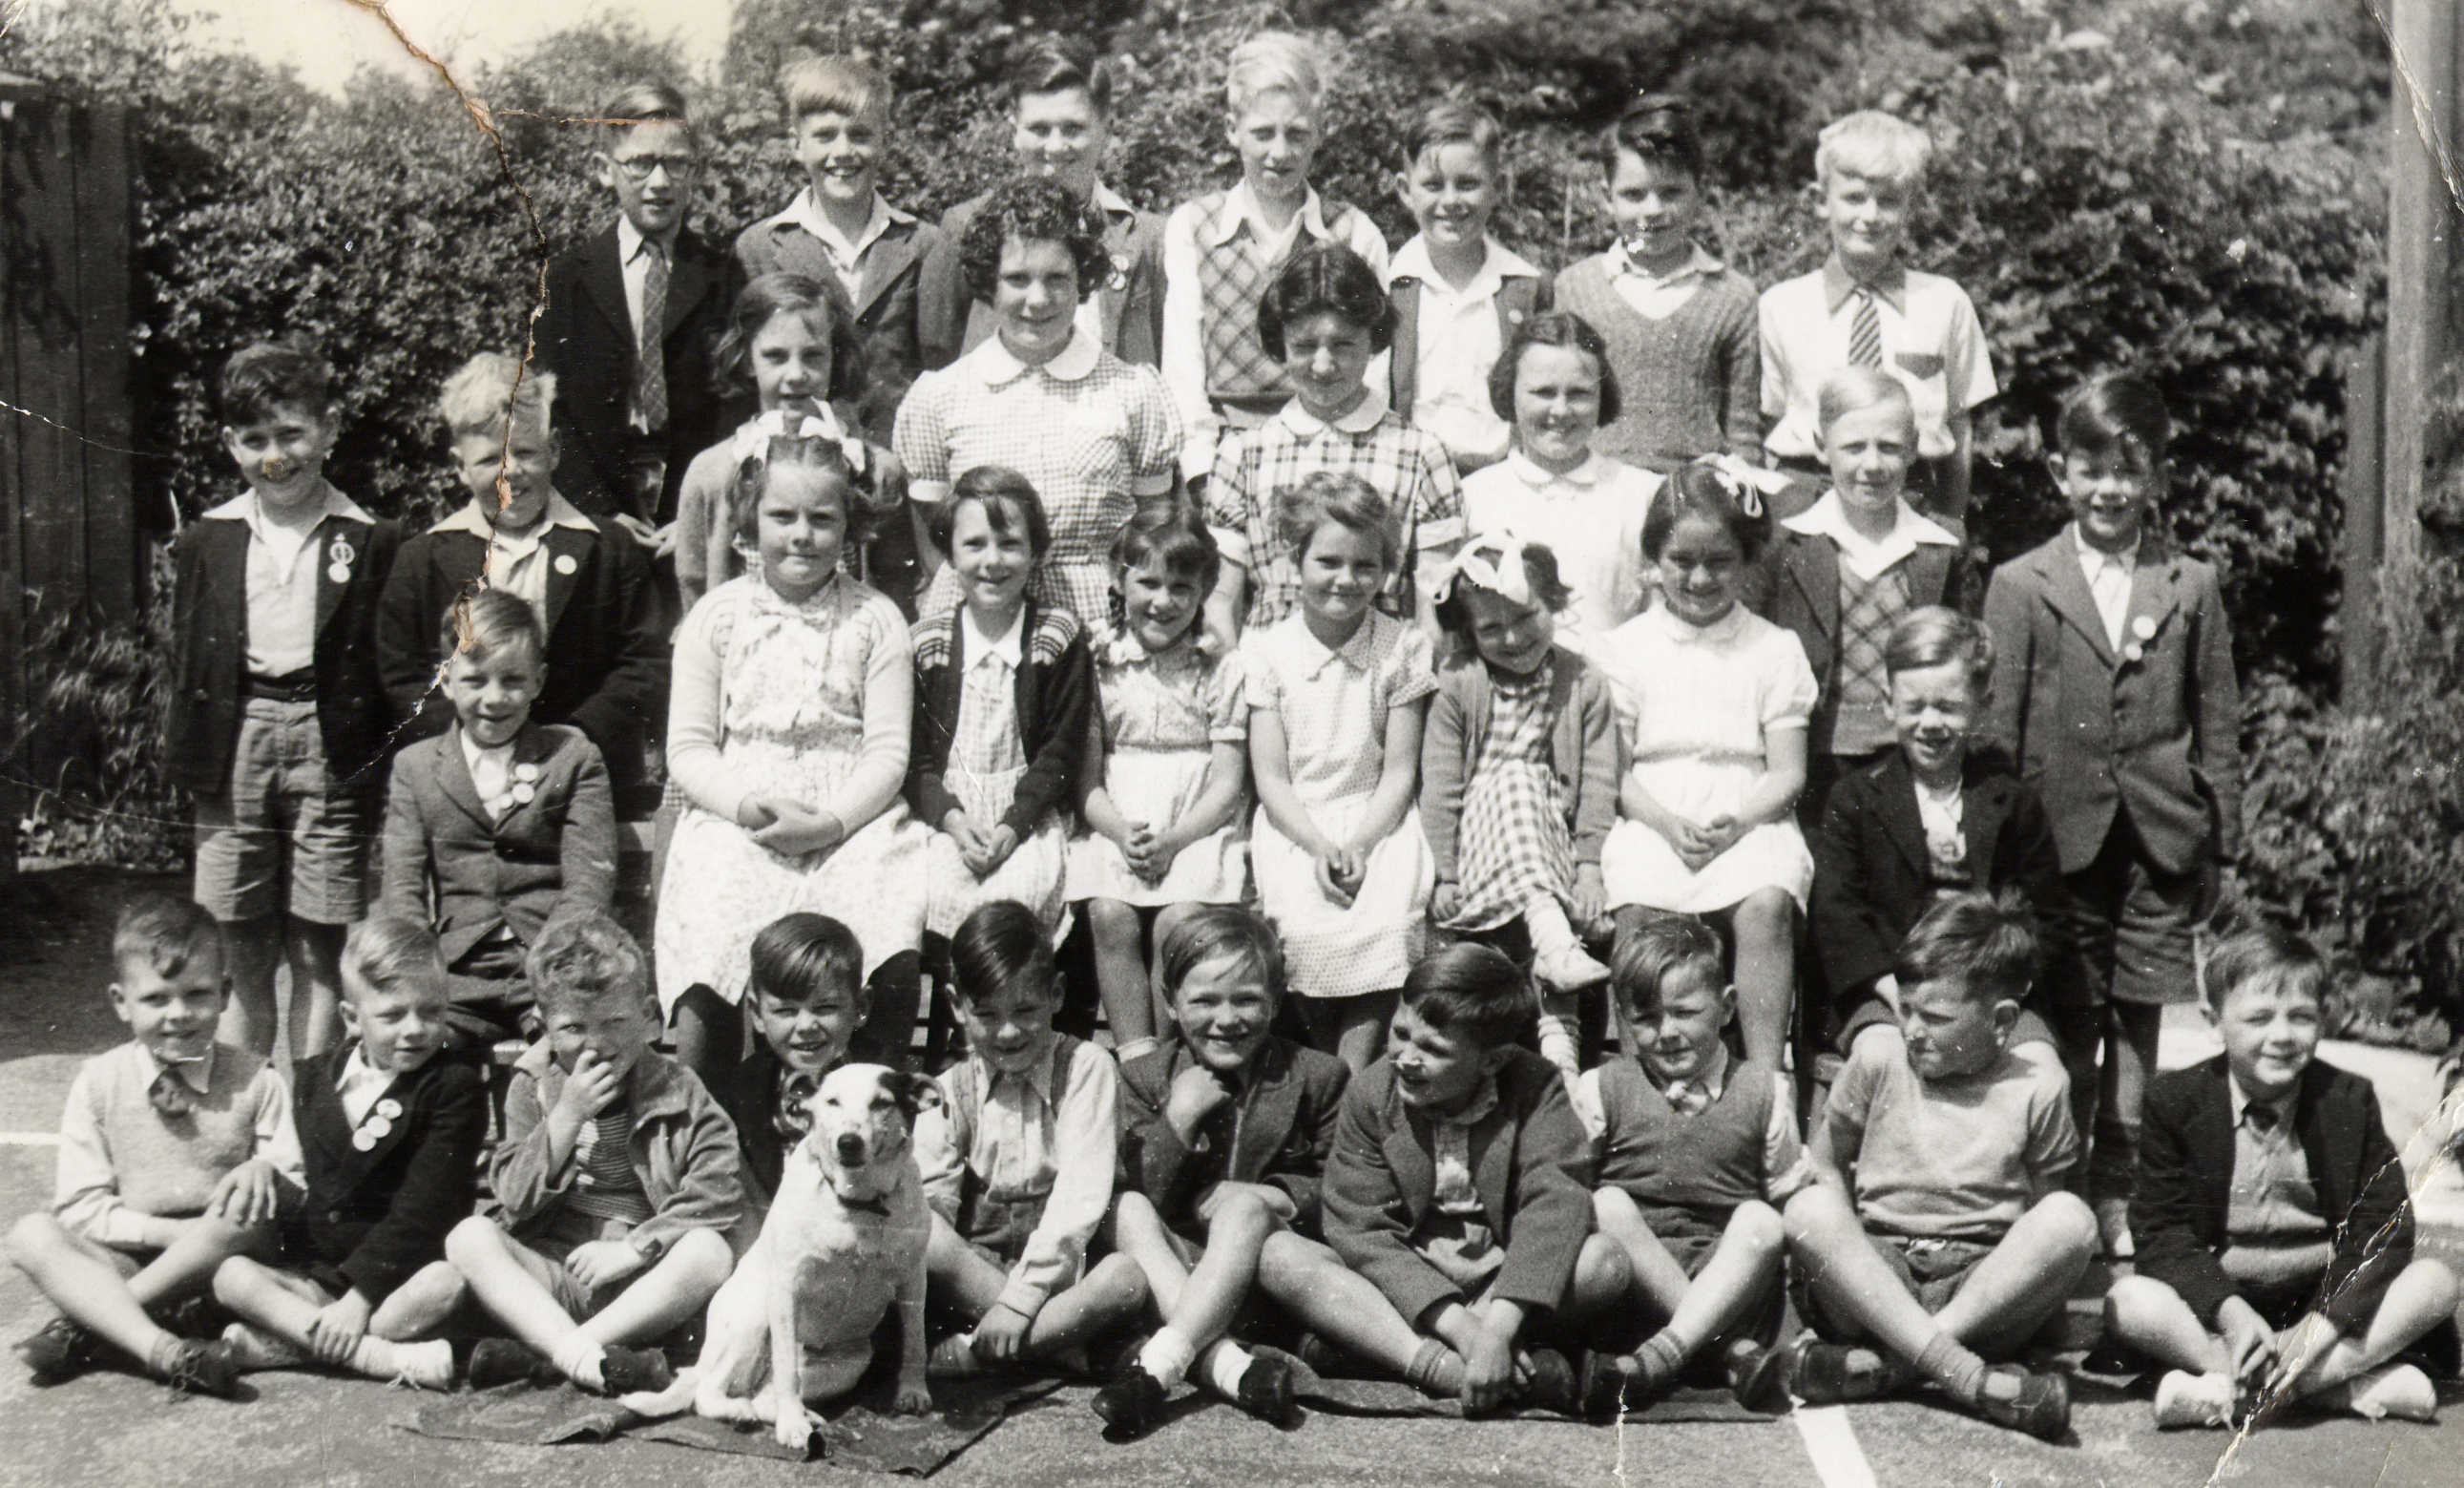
[429,490,598,539]
[1208,179,1331,247]
[960,602,1027,669]
[1648,597,1748,646]
[145,1043,216,1093]
[1647,1041,1731,1103]
[783,188,912,262]
[458,724,513,773]
[1091,181,1135,219]
[1607,240,1724,286]
[974,1043,1057,1101]
[616,216,677,266]
[1389,235,1539,301]
[2070,522,2140,574]
[971,325,1101,388]
[1274,385,1390,439]
[1783,489,1957,582]
[202,484,373,533]
[1502,450,1607,491]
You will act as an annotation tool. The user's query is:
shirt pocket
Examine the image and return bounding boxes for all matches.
[1895,351,1946,380]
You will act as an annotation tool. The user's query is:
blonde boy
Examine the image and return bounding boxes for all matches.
[1160,31,1392,482]
[1757,111,1994,518]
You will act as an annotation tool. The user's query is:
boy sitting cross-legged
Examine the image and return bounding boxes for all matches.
[1782,889,2093,1439]
[1094,907,1348,1438]
[1576,917,1806,1419]
[441,910,741,1395]
[2107,926,2458,1428]
[1321,943,1631,1416]
[8,895,305,1397]
[916,901,1150,1376]
[210,917,482,1389]
[380,587,617,1049]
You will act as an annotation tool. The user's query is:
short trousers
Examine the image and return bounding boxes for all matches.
[954,1174,1051,1276]
[508,1209,647,1319]
[445,938,535,1047]
[1797,1231,1999,1343]
[193,697,372,925]
[2065,819,2208,1007]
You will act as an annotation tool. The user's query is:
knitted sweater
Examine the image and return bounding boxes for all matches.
[55,1041,303,1247]
[1551,254,1762,472]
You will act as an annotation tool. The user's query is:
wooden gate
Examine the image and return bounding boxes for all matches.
[0,74,138,870]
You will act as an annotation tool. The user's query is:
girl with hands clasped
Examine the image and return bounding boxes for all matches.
[657,432,931,1086]
[1594,458,1815,1067]
[908,468,1095,953]
[1242,472,1438,1071]
[1071,502,1252,1058]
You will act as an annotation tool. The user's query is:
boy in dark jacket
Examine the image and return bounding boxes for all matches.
[210,919,482,1388]
[2106,926,2456,1427]
[171,340,401,1059]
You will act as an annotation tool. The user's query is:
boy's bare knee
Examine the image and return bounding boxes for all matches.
[1735,891,1792,934]
[1091,1251,1150,1304]
[666,1227,735,1288]
[2407,1257,2460,1311]
[1731,1200,1785,1253]
[1592,1186,1640,1226]
[1783,1182,1852,1242]
[1205,1186,1274,1236]
[1088,900,1138,942]
[2100,1273,2172,1327]
[2031,1190,2097,1251]
[1575,1233,1632,1304]
[5,1210,65,1267]
[210,1253,266,1304]
[444,1214,508,1266]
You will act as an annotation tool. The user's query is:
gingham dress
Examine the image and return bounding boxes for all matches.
[924,641,1070,939]
[894,333,1180,629]
[1065,630,1249,907]
[1242,610,1437,998]
[1441,659,1576,933]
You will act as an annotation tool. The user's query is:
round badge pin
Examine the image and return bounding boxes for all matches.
[2123,642,2145,663]
[2132,615,2158,640]
[328,538,355,568]
[365,1115,392,1139]
[375,1098,403,1120]
[514,763,540,783]
[512,783,536,805]
[352,1130,377,1151]
[554,554,579,575]
[328,563,352,585]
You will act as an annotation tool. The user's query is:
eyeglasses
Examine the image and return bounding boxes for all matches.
[610,153,699,181]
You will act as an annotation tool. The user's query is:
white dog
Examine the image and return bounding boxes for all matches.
[622,1063,936,1448]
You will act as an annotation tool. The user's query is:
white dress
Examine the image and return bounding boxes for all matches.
[656,576,929,1011]
[1594,602,1818,913]
[1460,451,1661,660]
[1242,611,1437,998]
[1066,629,1249,907]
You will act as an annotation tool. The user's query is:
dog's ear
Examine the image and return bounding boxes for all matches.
[881,1069,942,1121]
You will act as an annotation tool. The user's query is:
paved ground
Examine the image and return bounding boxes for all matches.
[5,865,2463,1486]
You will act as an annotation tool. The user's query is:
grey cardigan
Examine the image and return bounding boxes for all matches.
[1419,646,1623,882]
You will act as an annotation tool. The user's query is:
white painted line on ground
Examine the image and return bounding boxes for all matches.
[0,1132,62,1146]
[1792,1404,1879,1488]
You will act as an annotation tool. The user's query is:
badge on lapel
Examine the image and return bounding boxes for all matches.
[512,761,539,806]
[2123,613,2157,664]
[1108,253,1132,293]
[553,554,579,576]
[326,536,355,586]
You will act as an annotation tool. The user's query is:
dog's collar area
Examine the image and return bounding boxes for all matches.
[836,1192,892,1217]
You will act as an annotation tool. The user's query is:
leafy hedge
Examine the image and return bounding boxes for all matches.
[6,0,2430,1030]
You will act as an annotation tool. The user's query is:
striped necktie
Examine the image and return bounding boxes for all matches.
[637,240,670,430]
[1848,286,1884,369]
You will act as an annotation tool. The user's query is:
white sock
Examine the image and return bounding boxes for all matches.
[219,1321,306,1372]
[1525,898,1578,955]
[361,1336,454,1390]
[1201,1338,1256,1398]
[551,1335,606,1391]
[1138,1326,1198,1389]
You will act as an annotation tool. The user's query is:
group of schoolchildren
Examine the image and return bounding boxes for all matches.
[10,27,2457,1453]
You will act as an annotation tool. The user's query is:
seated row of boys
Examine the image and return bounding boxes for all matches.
[10,886,2451,1445]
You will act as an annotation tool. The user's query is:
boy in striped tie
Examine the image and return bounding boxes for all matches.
[1755,111,1994,520]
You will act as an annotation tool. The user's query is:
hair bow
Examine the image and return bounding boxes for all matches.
[731,408,870,478]
[1696,453,1793,518]
[1432,533,1535,608]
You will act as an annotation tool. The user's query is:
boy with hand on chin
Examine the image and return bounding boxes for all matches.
[170,340,402,1059]
[8,896,305,1398]
[1783,891,2094,1441]
[377,354,668,807]
[211,918,482,1389]
[2108,927,2457,1428]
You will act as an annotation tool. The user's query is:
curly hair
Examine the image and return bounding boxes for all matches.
[713,273,868,409]
[959,176,1110,308]
[725,435,863,550]
[527,911,652,1017]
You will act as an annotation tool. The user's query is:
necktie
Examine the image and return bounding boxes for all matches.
[1666,1080,1709,1117]
[2245,1100,2281,1136]
[150,1069,196,1119]
[1848,287,1884,369]
[637,241,670,430]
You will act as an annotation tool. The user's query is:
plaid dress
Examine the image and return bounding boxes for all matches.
[1441,659,1576,933]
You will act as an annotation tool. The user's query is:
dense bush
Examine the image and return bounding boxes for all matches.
[5,0,2429,1032]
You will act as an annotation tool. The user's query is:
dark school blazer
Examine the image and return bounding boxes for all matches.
[535,222,744,525]
[286,1045,487,1304]
[907,600,1094,839]
[166,497,403,795]
[1387,272,1548,423]
[709,1041,797,1209]
[735,205,944,442]
[1323,1047,1596,1327]
[1764,516,1976,759]
[1117,1036,1351,1236]
[2133,1055,2411,1334]
[378,723,617,968]
[917,189,1167,371]
[375,509,669,798]
[1981,532,2242,876]
[1810,748,2078,1015]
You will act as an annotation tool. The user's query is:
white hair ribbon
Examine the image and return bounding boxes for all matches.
[1433,533,1535,608]
[1697,452,1792,519]
[730,407,870,477]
